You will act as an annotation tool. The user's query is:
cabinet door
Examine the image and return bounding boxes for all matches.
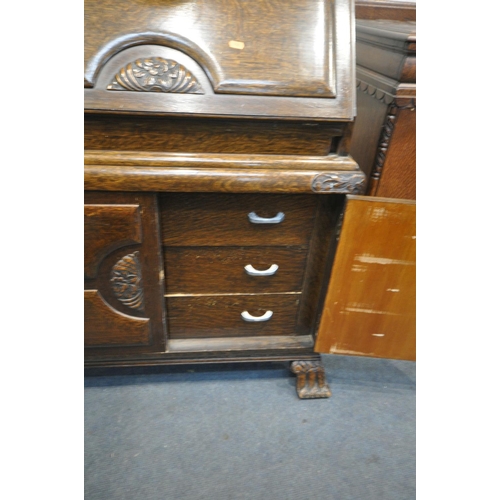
[84,192,166,355]
[314,195,415,360]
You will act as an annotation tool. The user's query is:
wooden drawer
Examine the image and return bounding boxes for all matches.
[166,294,301,339]
[160,193,317,246]
[164,246,308,295]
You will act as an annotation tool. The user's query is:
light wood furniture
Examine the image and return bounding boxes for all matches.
[315,196,416,360]
[84,0,365,398]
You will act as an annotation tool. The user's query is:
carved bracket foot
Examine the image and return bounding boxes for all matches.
[290,360,331,399]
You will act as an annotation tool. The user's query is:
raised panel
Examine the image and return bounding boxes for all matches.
[84,204,141,279]
[84,0,337,97]
[84,290,151,346]
[84,192,167,355]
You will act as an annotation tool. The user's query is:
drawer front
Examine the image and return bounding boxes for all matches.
[160,193,317,246]
[164,246,308,294]
[166,294,301,338]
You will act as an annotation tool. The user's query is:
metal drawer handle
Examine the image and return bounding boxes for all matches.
[241,310,273,322]
[244,264,279,276]
[248,211,285,224]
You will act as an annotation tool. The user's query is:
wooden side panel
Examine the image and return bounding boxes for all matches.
[349,89,389,179]
[315,196,415,360]
[375,107,416,200]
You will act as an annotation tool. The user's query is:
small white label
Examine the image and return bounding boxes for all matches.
[229,40,245,50]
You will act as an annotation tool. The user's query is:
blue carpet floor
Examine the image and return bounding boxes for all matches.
[85,354,415,500]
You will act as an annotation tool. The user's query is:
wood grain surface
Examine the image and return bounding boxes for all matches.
[85,0,341,97]
[315,196,416,360]
[160,193,317,246]
[356,1,416,22]
[85,115,342,156]
[166,294,301,339]
[164,246,308,295]
[84,290,151,347]
[84,192,167,356]
[375,106,416,199]
[84,204,142,279]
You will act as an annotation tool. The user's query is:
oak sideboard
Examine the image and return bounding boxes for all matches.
[84,0,365,398]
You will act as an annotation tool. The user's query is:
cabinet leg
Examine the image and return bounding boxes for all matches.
[290,359,331,399]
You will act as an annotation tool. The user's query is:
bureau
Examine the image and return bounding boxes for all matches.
[84,0,365,398]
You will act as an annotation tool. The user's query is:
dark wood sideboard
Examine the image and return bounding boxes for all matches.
[84,0,365,398]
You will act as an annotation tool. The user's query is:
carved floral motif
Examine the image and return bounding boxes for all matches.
[110,251,145,312]
[107,57,203,94]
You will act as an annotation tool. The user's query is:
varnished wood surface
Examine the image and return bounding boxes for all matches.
[84,164,365,194]
[85,290,151,346]
[84,150,359,170]
[85,115,343,156]
[355,1,415,21]
[315,196,416,360]
[84,88,356,121]
[166,294,301,339]
[164,246,308,295]
[84,0,352,98]
[296,195,344,335]
[160,193,317,247]
[373,106,416,199]
[84,204,142,279]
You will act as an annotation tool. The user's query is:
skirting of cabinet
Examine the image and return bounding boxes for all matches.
[85,334,318,368]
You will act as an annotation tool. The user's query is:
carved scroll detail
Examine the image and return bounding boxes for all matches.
[110,251,145,312]
[371,103,398,189]
[311,172,366,194]
[290,360,331,399]
[107,57,203,94]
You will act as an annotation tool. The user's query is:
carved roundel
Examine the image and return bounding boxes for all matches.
[110,251,145,312]
[107,57,203,94]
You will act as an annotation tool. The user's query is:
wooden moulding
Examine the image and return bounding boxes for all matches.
[84,151,365,194]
